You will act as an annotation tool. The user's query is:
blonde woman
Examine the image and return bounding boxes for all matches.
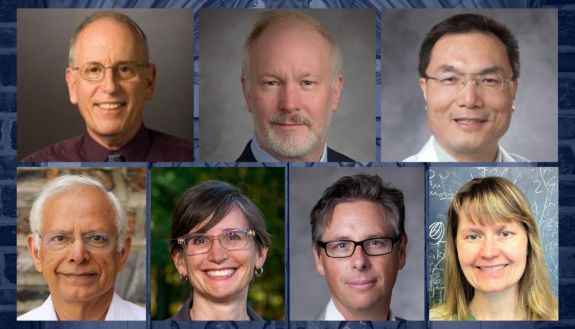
[430,176,557,320]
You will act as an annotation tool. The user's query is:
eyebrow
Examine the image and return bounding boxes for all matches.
[437,65,505,75]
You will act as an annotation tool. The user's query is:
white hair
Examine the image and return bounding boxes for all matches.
[29,175,127,250]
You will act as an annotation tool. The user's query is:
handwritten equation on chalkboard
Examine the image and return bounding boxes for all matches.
[427,167,558,307]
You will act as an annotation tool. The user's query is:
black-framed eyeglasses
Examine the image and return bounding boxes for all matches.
[70,62,149,82]
[317,236,401,258]
[176,229,256,256]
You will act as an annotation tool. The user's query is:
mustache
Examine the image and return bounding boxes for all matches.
[269,113,313,127]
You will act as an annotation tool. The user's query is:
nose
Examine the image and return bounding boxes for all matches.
[480,236,500,259]
[278,82,300,112]
[68,237,90,264]
[457,78,483,109]
[351,245,370,271]
[99,67,120,94]
[207,239,229,263]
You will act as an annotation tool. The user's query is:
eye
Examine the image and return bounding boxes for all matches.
[264,80,279,87]
[87,233,109,242]
[480,76,502,87]
[83,64,103,75]
[368,239,384,247]
[224,231,243,241]
[301,80,316,88]
[191,236,210,245]
[49,235,67,242]
[466,233,480,241]
[335,241,349,249]
[501,231,514,238]
[439,75,461,85]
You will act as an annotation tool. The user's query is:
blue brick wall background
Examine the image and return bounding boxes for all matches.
[0,0,574,328]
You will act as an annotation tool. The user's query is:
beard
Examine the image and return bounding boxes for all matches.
[259,112,330,159]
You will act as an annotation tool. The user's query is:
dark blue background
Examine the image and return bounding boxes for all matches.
[3,0,574,328]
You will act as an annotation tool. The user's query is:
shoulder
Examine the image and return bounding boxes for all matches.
[17,296,55,321]
[403,136,436,162]
[21,136,82,162]
[147,129,195,161]
[110,294,146,320]
[327,147,355,162]
[499,146,529,162]
[429,304,453,320]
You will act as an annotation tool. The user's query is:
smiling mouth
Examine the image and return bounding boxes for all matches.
[454,118,488,124]
[96,102,125,110]
[347,279,376,289]
[477,264,508,271]
[205,268,236,278]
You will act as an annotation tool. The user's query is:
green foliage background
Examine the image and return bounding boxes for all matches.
[150,167,285,320]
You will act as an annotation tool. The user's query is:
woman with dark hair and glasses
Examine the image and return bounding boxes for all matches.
[169,180,270,320]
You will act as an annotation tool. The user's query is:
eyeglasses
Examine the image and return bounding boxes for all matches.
[424,72,513,92]
[176,229,255,256]
[38,231,119,253]
[317,236,401,258]
[70,62,149,82]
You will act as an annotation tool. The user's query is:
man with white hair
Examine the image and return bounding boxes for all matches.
[18,175,145,320]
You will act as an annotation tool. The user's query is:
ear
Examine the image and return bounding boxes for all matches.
[65,67,78,105]
[419,77,428,108]
[313,245,326,276]
[27,234,43,273]
[171,249,188,277]
[117,236,132,272]
[143,63,156,100]
[397,233,408,270]
[241,76,253,113]
[510,79,519,106]
[255,245,269,269]
[329,74,344,112]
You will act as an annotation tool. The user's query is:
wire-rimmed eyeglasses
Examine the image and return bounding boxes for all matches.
[424,72,513,92]
[317,236,401,258]
[37,231,119,253]
[176,229,256,256]
[70,62,149,82]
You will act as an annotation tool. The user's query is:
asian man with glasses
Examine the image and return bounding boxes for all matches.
[18,175,145,320]
[310,174,407,320]
[404,13,528,162]
[22,10,194,162]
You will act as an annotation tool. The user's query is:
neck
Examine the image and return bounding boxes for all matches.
[470,288,525,320]
[86,124,141,151]
[439,141,499,162]
[333,298,390,321]
[190,292,250,321]
[51,289,114,320]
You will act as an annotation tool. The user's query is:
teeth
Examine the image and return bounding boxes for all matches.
[456,119,483,124]
[478,265,507,271]
[98,103,122,110]
[206,269,235,277]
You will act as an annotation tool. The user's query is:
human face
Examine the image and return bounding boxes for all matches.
[241,22,343,162]
[27,186,130,306]
[313,201,406,320]
[172,207,268,304]
[456,212,528,296]
[66,18,156,149]
[419,32,518,162]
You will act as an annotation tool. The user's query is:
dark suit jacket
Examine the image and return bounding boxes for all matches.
[236,140,355,162]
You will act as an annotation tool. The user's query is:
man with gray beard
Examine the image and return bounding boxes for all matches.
[237,10,354,162]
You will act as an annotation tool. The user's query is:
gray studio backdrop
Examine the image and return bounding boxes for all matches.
[381,9,557,162]
[200,9,375,162]
[289,167,424,320]
[17,9,194,160]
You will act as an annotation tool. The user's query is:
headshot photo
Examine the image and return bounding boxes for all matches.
[381,9,557,162]
[17,9,194,162]
[427,167,558,320]
[290,167,424,320]
[200,9,375,162]
[16,167,147,320]
[151,167,285,320]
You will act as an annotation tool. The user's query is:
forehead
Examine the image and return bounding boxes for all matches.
[249,21,332,73]
[42,185,116,230]
[323,200,392,238]
[427,32,512,74]
[73,17,143,62]
[191,206,249,234]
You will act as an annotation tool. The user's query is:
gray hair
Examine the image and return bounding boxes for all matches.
[241,10,343,85]
[68,10,149,66]
[29,175,127,250]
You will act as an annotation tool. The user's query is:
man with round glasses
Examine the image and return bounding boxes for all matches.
[18,175,145,320]
[310,174,407,320]
[404,13,528,162]
[22,11,194,162]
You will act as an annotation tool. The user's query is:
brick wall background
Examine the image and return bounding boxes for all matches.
[15,167,147,317]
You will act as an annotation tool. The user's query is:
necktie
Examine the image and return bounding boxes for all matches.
[106,151,125,162]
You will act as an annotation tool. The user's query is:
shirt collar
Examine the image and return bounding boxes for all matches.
[250,136,328,162]
[432,138,503,162]
[324,298,396,320]
[81,125,150,162]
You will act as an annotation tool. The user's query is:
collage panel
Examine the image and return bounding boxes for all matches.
[150,167,285,321]
[17,9,195,162]
[289,167,424,320]
[200,9,375,163]
[16,167,147,320]
[427,166,558,320]
[380,9,557,162]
